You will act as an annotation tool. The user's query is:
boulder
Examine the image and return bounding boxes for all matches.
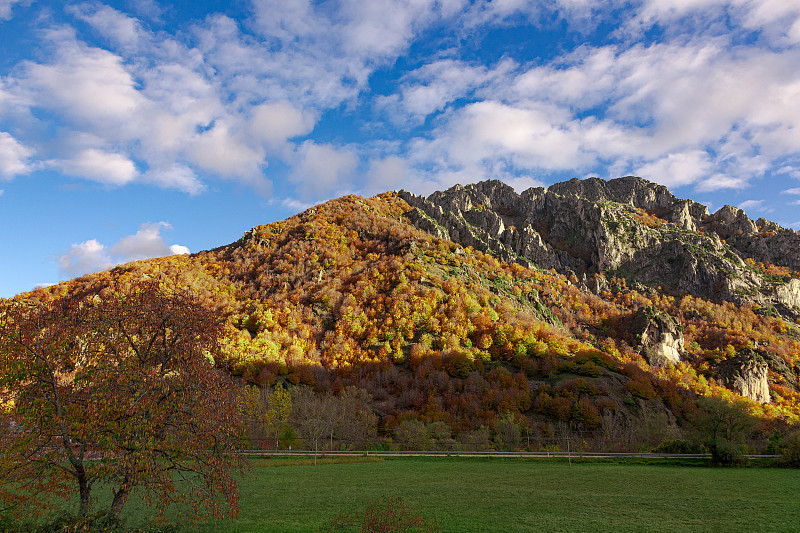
[630,307,685,367]
[717,352,771,404]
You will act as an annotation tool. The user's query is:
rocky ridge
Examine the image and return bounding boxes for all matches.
[398,177,800,317]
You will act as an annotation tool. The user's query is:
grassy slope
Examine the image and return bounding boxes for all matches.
[116,458,800,532]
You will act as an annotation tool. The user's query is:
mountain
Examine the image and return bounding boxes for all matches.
[399,177,800,316]
[8,178,800,450]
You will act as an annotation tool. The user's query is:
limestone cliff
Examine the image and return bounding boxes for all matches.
[717,352,771,404]
[629,307,685,367]
[398,176,800,317]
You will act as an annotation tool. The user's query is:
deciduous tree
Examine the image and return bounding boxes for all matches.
[0,281,247,522]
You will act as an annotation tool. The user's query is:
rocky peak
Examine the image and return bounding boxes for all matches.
[398,177,800,317]
[549,176,675,211]
[711,205,758,236]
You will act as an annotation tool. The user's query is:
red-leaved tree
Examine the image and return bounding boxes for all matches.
[0,280,247,522]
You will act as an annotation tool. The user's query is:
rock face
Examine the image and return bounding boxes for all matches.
[398,176,800,315]
[717,352,771,404]
[630,308,685,367]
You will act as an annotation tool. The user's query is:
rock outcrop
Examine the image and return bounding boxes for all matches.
[630,308,685,367]
[398,176,800,315]
[717,352,771,404]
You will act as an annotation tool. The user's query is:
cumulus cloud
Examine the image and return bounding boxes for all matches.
[695,174,750,192]
[291,141,359,201]
[57,239,113,279]
[379,59,500,125]
[627,0,800,46]
[142,164,204,195]
[365,156,407,194]
[16,29,145,133]
[0,132,33,177]
[68,3,145,51]
[52,148,138,186]
[635,151,714,188]
[249,101,315,147]
[187,119,266,178]
[110,222,187,262]
[3,0,800,207]
[57,222,189,278]
[402,34,800,192]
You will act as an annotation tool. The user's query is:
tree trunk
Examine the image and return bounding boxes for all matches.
[111,484,131,518]
[77,469,91,517]
[72,461,92,516]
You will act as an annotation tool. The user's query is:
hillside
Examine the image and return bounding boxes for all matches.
[10,178,800,450]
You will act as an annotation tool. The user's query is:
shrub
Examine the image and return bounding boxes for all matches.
[711,441,746,467]
[320,496,439,532]
[626,380,656,400]
[577,361,603,377]
[780,431,800,468]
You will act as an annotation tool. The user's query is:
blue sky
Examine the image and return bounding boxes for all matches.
[1,0,800,297]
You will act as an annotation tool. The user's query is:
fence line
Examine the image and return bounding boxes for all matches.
[239,449,780,459]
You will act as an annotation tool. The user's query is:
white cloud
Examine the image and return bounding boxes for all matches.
[0,0,27,21]
[737,199,773,214]
[245,0,465,109]
[275,197,317,213]
[0,132,33,178]
[401,34,800,193]
[187,119,266,178]
[249,101,315,147]
[53,148,138,186]
[142,164,204,195]
[695,174,750,191]
[291,141,359,201]
[169,244,190,255]
[381,59,496,125]
[17,29,145,134]
[365,156,407,194]
[628,0,800,46]
[5,22,277,195]
[635,151,713,188]
[737,199,764,210]
[57,223,189,279]
[783,187,800,195]
[57,239,113,278]
[68,3,145,51]
[110,222,186,261]
[410,100,592,181]
[506,176,547,192]
[128,0,163,21]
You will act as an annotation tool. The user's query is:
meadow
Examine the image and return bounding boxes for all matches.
[113,457,800,532]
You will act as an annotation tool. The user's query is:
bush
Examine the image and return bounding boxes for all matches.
[780,431,800,468]
[319,496,439,532]
[626,380,656,400]
[711,441,747,467]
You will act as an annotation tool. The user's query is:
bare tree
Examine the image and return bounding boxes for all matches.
[290,387,338,465]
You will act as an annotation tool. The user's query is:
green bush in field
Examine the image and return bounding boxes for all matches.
[780,431,800,468]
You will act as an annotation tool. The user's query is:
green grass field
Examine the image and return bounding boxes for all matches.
[111,457,800,532]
